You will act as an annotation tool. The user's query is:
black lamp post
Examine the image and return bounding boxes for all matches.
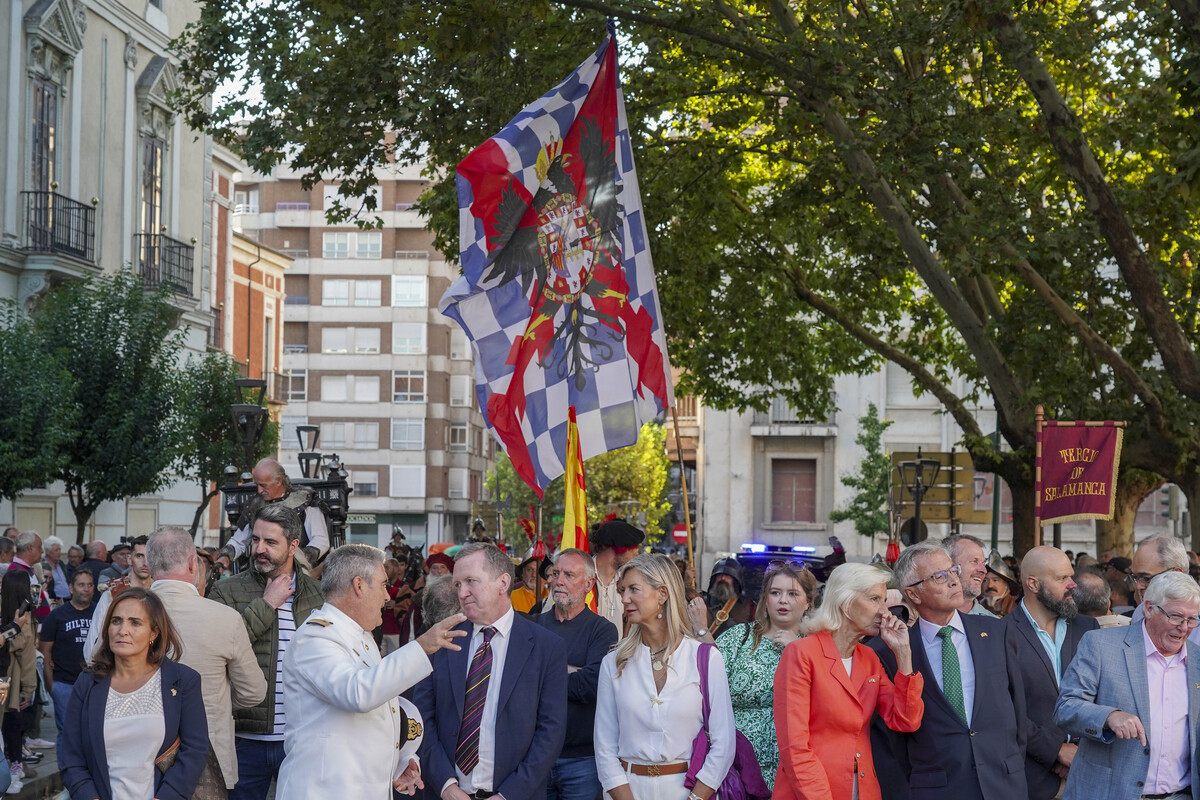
[230,378,268,477]
[296,424,322,479]
[899,447,942,544]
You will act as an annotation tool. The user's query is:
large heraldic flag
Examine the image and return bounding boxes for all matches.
[440,33,673,495]
[1038,424,1124,526]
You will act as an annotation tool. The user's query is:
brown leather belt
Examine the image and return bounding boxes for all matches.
[619,759,689,777]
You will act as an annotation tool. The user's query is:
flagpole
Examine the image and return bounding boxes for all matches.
[1035,405,1044,547]
[670,407,695,570]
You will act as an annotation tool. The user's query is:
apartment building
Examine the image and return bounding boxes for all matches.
[0,0,220,542]
[232,162,493,550]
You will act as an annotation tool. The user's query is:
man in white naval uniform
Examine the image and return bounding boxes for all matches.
[276,544,467,799]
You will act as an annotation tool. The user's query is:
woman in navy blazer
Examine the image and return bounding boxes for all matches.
[58,588,207,800]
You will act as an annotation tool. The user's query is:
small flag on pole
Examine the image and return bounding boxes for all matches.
[441,31,673,496]
[562,406,588,553]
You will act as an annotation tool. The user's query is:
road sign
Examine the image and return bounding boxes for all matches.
[672,523,688,543]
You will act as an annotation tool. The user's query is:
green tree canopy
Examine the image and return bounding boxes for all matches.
[33,269,188,543]
[830,402,894,538]
[177,352,280,536]
[485,422,671,549]
[175,0,1200,554]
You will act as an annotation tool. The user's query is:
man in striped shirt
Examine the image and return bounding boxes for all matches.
[211,502,324,800]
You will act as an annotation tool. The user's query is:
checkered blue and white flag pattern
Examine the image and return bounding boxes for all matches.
[440,33,673,494]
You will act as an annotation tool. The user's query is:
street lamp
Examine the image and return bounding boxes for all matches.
[899,447,941,544]
[296,425,322,479]
[230,378,268,477]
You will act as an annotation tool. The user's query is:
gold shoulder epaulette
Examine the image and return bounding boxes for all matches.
[306,618,333,627]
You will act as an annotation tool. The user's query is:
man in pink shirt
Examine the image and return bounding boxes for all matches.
[1055,570,1200,800]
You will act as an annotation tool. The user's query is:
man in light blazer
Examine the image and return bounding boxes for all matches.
[1004,546,1098,799]
[148,526,266,793]
[413,542,567,800]
[871,541,1027,800]
[1054,571,1200,800]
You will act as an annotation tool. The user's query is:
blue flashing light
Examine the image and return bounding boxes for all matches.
[741,543,767,553]
[792,545,817,554]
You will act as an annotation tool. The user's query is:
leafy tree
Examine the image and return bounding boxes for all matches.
[33,270,188,543]
[177,352,280,538]
[0,304,76,500]
[175,0,1200,554]
[830,402,893,539]
[485,422,671,548]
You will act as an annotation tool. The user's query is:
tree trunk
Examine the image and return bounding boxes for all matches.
[1179,475,1200,552]
[1096,476,1162,557]
[190,485,220,538]
[66,478,98,545]
[1009,473,1037,557]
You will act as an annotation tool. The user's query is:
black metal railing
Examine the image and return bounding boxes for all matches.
[23,191,96,263]
[135,233,194,297]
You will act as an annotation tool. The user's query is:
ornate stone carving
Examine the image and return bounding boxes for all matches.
[124,32,137,70]
[74,0,86,35]
[18,271,50,315]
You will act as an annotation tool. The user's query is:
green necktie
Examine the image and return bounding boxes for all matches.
[937,625,967,724]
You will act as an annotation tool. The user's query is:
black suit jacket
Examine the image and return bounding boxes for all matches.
[1004,603,1099,800]
[871,613,1027,800]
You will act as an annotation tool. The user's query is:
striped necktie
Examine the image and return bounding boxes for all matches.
[937,625,968,724]
[455,626,497,775]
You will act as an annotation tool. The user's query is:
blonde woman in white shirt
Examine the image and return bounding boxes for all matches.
[594,553,736,800]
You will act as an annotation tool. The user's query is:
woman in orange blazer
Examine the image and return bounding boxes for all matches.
[773,563,923,800]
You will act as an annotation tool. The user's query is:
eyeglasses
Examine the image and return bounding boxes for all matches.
[768,559,812,570]
[1153,604,1200,629]
[906,564,961,589]
[1126,570,1167,588]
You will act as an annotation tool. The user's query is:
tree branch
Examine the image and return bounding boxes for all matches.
[987,11,1200,403]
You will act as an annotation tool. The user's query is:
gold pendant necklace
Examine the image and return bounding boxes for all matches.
[650,645,669,671]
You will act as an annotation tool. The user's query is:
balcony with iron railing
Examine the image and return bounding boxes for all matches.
[751,396,837,434]
[134,232,195,297]
[23,190,97,264]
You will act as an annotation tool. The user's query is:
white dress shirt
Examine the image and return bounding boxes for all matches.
[594,637,736,793]
[452,606,516,796]
[917,612,977,726]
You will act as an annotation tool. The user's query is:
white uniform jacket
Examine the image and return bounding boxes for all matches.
[276,603,432,800]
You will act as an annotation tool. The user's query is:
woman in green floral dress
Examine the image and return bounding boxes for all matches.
[715,564,819,792]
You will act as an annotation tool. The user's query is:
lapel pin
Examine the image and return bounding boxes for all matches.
[171,688,177,697]
[1194,683,1199,690]
[980,632,989,638]
[869,677,877,684]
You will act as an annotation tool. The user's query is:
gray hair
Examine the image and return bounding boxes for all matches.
[15,531,41,555]
[256,458,292,492]
[254,503,303,542]
[146,526,197,577]
[894,541,948,591]
[322,544,385,598]
[942,534,985,561]
[0,539,15,557]
[422,575,461,628]
[455,542,514,583]
[1144,570,1200,607]
[85,541,106,558]
[1072,570,1111,616]
[67,545,84,557]
[553,548,596,580]
[803,563,891,635]
[44,536,64,552]
[1136,534,1189,573]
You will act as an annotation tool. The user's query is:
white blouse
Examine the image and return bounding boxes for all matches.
[103,669,166,800]
[594,636,736,793]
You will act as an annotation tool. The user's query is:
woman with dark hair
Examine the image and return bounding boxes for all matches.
[1,569,36,790]
[59,588,207,800]
[714,564,817,792]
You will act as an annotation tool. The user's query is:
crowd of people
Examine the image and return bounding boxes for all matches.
[0,503,1197,800]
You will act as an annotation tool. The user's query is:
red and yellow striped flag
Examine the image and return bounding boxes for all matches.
[562,406,589,553]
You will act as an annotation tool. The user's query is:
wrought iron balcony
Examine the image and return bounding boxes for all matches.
[135,233,195,297]
[23,191,97,264]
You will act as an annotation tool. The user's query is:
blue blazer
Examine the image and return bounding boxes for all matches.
[58,658,209,800]
[1004,605,1098,800]
[1054,622,1200,800]
[871,614,1028,800]
[413,612,567,799]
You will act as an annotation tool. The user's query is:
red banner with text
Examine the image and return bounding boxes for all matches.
[1038,425,1123,526]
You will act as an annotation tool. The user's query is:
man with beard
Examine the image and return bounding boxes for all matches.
[980,552,1020,617]
[945,534,997,618]
[534,549,618,800]
[1005,546,1098,800]
[216,458,330,569]
[699,557,753,639]
[210,502,324,800]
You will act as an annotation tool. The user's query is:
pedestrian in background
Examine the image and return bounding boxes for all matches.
[716,562,816,792]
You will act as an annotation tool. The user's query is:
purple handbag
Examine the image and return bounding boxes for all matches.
[684,643,771,800]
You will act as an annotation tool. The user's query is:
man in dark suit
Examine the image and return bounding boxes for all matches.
[414,542,567,800]
[872,540,1027,800]
[1005,546,1098,799]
